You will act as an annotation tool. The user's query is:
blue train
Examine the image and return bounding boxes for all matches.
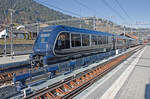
[11,25,139,84]
[30,25,138,67]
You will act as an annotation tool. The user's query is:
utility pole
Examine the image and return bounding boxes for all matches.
[128,24,132,34]
[9,9,15,59]
[4,27,7,57]
[110,16,114,34]
[130,25,132,33]
[105,16,113,33]
[37,22,39,35]
[138,29,140,40]
[104,19,109,32]
[124,26,126,36]
[113,24,115,34]
[79,17,82,28]
[93,17,96,30]
[106,19,109,32]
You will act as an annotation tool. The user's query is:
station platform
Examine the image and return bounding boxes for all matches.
[74,45,149,99]
[115,45,150,99]
[0,55,29,65]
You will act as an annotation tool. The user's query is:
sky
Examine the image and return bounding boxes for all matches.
[35,0,150,28]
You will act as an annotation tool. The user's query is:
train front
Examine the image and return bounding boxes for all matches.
[30,26,58,67]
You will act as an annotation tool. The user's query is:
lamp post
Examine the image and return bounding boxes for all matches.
[130,24,132,34]
[37,22,39,35]
[4,28,7,57]
[93,17,96,30]
[128,24,132,34]
[105,16,114,33]
[124,25,126,36]
[79,17,82,28]
[113,24,115,34]
[8,9,15,59]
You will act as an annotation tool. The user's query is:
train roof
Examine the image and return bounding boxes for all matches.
[44,25,114,36]
[41,25,134,40]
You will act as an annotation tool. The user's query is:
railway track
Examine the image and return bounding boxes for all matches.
[0,63,41,85]
[24,46,143,99]
[0,67,29,85]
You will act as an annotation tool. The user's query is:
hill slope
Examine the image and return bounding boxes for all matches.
[0,0,149,39]
[0,0,72,24]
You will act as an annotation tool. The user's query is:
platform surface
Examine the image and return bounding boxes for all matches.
[0,55,29,65]
[115,45,150,99]
[74,45,148,99]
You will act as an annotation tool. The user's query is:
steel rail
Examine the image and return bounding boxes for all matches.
[0,67,29,85]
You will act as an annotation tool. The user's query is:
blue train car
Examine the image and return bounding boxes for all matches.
[30,25,131,67]
[12,25,140,85]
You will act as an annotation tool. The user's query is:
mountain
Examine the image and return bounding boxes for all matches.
[0,0,72,24]
[0,0,149,40]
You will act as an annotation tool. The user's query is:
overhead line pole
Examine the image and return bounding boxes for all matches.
[37,22,39,35]
[105,16,113,33]
[124,26,126,36]
[79,18,82,28]
[113,24,115,34]
[4,28,7,57]
[93,17,96,30]
[10,10,13,59]
[9,9,15,59]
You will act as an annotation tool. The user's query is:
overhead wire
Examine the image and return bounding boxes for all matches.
[35,0,132,29]
[73,0,101,16]
[100,0,126,22]
[36,0,82,17]
[114,0,134,22]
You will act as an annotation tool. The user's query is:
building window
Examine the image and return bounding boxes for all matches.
[82,34,90,46]
[71,33,81,47]
[91,35,98,45]
[55,32,70,49]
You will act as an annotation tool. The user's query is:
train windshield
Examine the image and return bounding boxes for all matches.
[40,33,50,43]
[36,27,53,44]
[34,32,51,52]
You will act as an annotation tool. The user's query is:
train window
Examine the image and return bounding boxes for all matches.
[91,35,98,45]
[55,32,70,49]
[71,33,81,47]
[82,34,90,46]
[98,36,103,45]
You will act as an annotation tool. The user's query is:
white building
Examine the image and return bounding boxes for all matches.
[0,29,8,38]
